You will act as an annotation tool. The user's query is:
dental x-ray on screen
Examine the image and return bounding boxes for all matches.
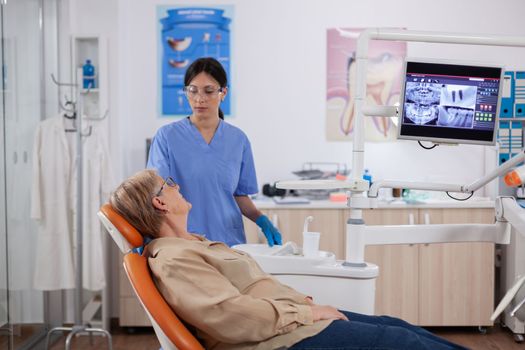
[398,59,504,145]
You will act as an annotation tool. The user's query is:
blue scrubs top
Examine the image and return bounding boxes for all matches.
[147,118,258,246]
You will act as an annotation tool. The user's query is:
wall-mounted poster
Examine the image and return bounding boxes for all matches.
[326,28,406,141]
[157,6,233,117]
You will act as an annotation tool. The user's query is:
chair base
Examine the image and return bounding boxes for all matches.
[45,324,113,350]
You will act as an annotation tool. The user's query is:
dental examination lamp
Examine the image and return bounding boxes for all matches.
[504,164,525,188]
[277,28,525,267]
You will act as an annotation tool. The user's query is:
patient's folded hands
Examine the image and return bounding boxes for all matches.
[311,305,349,322]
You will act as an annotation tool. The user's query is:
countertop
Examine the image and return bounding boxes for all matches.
[252,196,495,209]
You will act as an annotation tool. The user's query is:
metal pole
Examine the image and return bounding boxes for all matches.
[75,68,83,326]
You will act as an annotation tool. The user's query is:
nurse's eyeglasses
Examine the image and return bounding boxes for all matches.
[156,177,178,196]
[183,85,224,100]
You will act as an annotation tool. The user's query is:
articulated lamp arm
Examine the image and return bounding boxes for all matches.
[367,149,525,199]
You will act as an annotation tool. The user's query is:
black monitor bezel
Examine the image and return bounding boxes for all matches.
[397,58,503,146]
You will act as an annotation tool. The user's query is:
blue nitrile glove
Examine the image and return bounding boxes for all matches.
[255,215,282,247]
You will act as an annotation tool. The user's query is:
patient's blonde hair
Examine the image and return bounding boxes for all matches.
[109,169,164,238]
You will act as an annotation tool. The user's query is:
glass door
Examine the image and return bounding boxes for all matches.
[1,0,58,348]
[0,1,10,347]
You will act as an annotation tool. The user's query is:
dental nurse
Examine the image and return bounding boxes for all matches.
[147,57,281,247]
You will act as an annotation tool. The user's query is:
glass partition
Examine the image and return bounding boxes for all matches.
[0,2,10,347]
[0,0,59,348]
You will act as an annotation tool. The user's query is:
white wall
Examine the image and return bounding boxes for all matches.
[114,0,525,195]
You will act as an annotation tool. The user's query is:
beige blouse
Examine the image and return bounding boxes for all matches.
[145,236,332,350]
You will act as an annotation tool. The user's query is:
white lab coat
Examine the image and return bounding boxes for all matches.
[79,123,114,291]
[31,116,113,291]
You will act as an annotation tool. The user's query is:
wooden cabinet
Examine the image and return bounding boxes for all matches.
[359,208,494,326]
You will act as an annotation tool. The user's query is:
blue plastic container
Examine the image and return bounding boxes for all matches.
[363,169,373,185]
[82,59,95,89]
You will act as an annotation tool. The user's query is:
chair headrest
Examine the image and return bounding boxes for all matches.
[99,203,144,253]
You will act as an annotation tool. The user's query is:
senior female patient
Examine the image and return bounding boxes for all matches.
[110,169,467,350]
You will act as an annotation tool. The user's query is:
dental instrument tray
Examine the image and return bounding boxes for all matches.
[291,162,349,199]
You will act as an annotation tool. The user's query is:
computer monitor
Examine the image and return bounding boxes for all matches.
[397,58,504,145]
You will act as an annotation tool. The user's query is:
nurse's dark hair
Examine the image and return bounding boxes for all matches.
[184,57,227,120]
[109,169,164,238]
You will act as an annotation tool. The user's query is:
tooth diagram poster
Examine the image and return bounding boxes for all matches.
[326,28,406,141]
[157,6,233,117]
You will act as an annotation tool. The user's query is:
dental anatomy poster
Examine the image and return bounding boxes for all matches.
[326,28,406,141]
[158,6,233,117]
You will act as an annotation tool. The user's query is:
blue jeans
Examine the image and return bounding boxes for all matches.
[289,311,468,350]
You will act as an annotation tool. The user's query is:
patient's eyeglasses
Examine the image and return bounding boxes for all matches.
[183,85,224,100]
[156,177,178,196]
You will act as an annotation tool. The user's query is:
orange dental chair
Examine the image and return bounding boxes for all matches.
[98,203,204,350]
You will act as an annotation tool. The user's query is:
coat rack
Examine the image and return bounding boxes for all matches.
[45,73,112,350]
